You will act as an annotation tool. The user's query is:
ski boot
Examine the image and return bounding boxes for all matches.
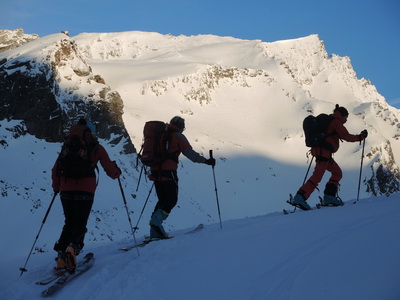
[149,209,169,239]
[320,194,344,207]
[65,244,77,273]
[54,251,67,271]
[289,193,311,211]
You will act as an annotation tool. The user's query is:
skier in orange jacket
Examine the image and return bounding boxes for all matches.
[291,105,368,210]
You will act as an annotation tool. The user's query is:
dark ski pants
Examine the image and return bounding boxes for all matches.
[298,157,342,200]
[153,179,179,214]
[54,191,94,253]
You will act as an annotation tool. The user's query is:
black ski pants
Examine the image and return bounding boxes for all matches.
[54,191,94,253]
[153,179,179,214]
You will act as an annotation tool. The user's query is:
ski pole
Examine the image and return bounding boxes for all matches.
[303,156,314,185]
[118,177,140,256]
[290,156,315,214]
[136,164,144,192]
[19,192,58,276]
[133,182,154,233]
[209,150,222,229]
[354,138,366,204]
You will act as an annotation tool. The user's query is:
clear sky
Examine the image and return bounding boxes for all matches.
[1,0,399,108]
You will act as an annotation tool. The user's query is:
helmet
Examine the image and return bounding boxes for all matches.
[170,116,185,132]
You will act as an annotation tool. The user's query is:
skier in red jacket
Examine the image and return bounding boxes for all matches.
[52,119,121,272]
[291,105,368,210]
[149,116,215,239]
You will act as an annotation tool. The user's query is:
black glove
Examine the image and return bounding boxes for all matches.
[113,161,122,177]
[205,158,216,167]
[359,129,368,140]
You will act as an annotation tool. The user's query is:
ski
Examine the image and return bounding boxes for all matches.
[40,253,94,296]
[283,194,299,214]
[36,253,94,285]
[184,223,204,234]
[36,271,66,286]
[119,224,204,252]
[284,195,345,214]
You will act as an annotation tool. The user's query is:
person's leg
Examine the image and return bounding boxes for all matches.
[292,158,329,210]
[70,192,94,253]
[322,159,344,206]
[150,180,178,238]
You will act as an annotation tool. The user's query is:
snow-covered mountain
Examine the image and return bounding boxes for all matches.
[0,29,399,266]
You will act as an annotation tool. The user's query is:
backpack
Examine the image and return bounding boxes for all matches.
[139,121,172,167]
[303,113,334,150]
[57,125,98,178]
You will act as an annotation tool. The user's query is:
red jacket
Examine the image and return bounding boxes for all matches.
[150,125,206,178]
[52,143,120,194]
[311,111,361,158]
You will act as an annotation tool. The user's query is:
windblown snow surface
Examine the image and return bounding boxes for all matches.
[1,195,399,300]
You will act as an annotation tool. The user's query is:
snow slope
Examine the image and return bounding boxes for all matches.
[1,195,399,300]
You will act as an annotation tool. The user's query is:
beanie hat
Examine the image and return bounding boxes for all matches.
[170,116,185,132]
[77,118,95,133]
[86,121,96,134]
[334,104,349,117]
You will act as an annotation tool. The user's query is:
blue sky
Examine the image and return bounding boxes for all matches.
[2,0,399,108]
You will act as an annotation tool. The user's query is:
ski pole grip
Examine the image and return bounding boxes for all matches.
[209,149,213,159]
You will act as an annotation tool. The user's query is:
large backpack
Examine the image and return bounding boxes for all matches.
[139,121,171,167]
[57,125,98,178]
[303,113,334,150]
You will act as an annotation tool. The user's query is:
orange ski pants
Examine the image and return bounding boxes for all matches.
[298,157,342,200]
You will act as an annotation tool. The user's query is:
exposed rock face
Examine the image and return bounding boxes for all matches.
[366,141,400,196]
[0,29,39,53]
[0,33,135,153]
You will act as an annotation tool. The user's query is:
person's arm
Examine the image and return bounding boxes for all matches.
[96,145,121,179]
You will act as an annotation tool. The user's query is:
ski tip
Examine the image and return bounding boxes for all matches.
[84,252,94,259]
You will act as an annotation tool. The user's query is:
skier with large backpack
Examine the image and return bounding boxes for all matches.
[51,118,121,272]
[290,104,368,210]
[140,116,215,239]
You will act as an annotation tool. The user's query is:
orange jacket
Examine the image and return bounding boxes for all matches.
[311,111,361,158]
[52,143,120,194]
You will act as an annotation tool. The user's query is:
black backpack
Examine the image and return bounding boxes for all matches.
[303,114,334,150]
[57,125,98,178]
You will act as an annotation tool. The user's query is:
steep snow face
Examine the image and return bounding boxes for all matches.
[73,31,400,186]
[260,34,385,105]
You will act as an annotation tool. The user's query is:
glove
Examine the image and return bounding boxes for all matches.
[359,129,368,140]
[204,158,216,167]
[113,161,122,178]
